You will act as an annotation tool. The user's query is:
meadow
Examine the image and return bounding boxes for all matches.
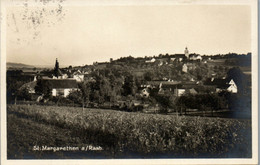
[7,104,251,159]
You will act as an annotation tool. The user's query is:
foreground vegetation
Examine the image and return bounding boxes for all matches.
[7,104,251,158]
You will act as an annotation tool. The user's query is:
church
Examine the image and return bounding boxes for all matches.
[53,58,68,79]
[36,59,79,97]
[185,47,202,61]
[170,47,202,62]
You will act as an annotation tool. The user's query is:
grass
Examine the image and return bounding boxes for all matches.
[7,104,252,159]
[7,113,111,159]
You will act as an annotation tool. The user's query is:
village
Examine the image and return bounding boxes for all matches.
[4,2,256,160]
[7,47,251,117]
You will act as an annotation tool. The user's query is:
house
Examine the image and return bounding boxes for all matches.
[158,83,182,95]
[173,85,198,96]
[225,79,238,93]
[140,88,150,98]
[41,79,78,97]
[185,88,198,95]
[145,58,156,63]
[73,74,84,82]
[158,83,187,97]
[157,81,200,96]
[19,81,37,94]
[72,70,84,82]
[170,58,176,61]
[204,78,238,93]
[174,88,186,96]
[156,58,168,66]
[171,54,186,62]
[144,80,181,89]
[189,54,202,61]
[182,64,188,73]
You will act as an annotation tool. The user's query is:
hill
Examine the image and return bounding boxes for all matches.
[7,62,35,69]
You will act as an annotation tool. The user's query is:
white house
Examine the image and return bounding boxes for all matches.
[41,79,78,97]
[145,58,156,63]
[227,79,238,93]
[140,88,150,98]
[73,70,84,82]
[189,54,202,61]
[182,64,188,73]
[174,89,186,96]
[170,58,176,61]
[206,78,238,93]
[73,74,84,82]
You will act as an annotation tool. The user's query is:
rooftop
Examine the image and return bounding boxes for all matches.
[41,79,78,89]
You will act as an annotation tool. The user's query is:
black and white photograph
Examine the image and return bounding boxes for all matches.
[1,0,258,164]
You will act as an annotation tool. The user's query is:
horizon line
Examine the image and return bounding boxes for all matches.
[7,51,252,68]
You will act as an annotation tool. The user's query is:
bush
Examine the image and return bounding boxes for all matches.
[176,94,226,111]
[50,96,75,106]
[67,90,82,105]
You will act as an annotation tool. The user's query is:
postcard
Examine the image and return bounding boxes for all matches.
[1,0,258,164]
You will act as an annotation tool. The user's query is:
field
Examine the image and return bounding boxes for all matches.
[7,104,251,159]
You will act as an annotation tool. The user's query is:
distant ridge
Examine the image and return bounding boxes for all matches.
[7,62,35,68]
[7,62,68,69]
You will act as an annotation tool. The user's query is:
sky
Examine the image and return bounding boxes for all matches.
[6,3,251,66]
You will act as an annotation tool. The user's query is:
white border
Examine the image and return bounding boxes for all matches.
[1,0,258,164]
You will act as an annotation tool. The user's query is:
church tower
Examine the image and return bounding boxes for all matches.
[54,58,59,71]
[184,47,189,58]
[53,58,62,78]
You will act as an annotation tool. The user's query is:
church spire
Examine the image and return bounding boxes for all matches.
[54,58,62,78]
[54,58,59,71]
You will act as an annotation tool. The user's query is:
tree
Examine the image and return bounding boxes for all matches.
[7,81,25,104]
[226,67,246,94]
[99,77,112,103]
[151,92,176,114]
[17,87,32,101]
[176,93,226,113]
[68,90,82,106]
[78,82,90,110]
[35,80,52,99]
[122,74,137,96]
[6,70,28,104]
[143,71,154,81]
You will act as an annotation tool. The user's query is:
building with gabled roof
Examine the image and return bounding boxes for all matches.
[204,78,238,93]
[189,54,202,61]
[40,79,78,97]
[145,58,156,63]
[72,70,84,82]
[182,64,188,73]
[19,81,37,94]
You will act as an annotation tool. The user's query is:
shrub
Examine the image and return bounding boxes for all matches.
[176,94,226,111]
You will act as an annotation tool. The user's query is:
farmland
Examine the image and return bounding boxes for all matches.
[7,104,251,159]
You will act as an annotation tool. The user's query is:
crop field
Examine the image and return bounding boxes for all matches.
[7,104,251,159]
